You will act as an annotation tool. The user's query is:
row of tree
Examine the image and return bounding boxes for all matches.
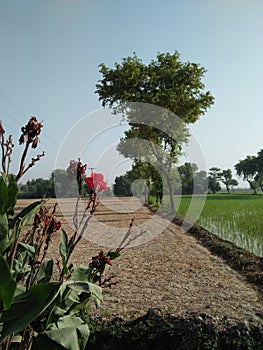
[18,170,74,198]
[18,148,263,199]
[207,150,263,195]
[18,169,94,198]
[113,148,263,199]
[19,169,114,198]
[207,167,238,194]
[113,161,240,199]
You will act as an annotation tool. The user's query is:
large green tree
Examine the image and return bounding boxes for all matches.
[208,167,221,194]
[178,162,207,194]
[220,168,235,194]
[113,160,163,202]
[235,156,258,194]
[96,52,214,214]
[178,162,196,194]
[255,149,263,191]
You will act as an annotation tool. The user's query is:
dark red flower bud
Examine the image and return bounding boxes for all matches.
[0,121,5,135]
[19,134,25,145]
[32,136,39,149]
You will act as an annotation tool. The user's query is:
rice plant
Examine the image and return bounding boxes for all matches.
[176,194,263,257]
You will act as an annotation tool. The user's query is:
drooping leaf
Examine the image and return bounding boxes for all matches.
[106,250,121,260]
[0,282,61,341]
[0,254,16,311]
[13,284,26,297]
[45,314,90,350]
[70,265,93,282]
[6,175,18,218]
[47,285,76,321]
[11,243,36,279]
[0,176,8,215]
[9,200,45,230]
[17,241,36,257]
[0,174,18,218]
[0,214,9,254]
[36,260,54,284]
[66,280,102,308]
[59,229,69,274]
[48,279,102,323]
[59,229,68,260]
[12,251,32,279]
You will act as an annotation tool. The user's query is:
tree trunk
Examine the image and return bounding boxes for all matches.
[146,178,150,203]
[148,141,176,215]
[248,180,257,195]
[165,174,176,215]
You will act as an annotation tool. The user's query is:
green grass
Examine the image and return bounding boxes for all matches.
[163,193,263,257]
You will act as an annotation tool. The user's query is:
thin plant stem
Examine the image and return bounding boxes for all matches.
[16,140,30,182]
[1,132,6,174]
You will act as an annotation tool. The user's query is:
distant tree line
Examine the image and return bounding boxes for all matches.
[18,149,263,199]
[208,149,263,195]
[113,148,263,199]
[113,161,209,202]
[113,161,236,200]
[18,169,113,199]
[18,169,76,198]
[113,149,263,201]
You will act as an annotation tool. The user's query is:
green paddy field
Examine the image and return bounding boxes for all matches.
[171,193,263,257]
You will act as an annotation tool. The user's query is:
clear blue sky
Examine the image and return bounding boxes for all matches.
[0,0,262,186]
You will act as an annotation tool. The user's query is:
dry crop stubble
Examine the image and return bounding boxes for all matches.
[16,197,263,324]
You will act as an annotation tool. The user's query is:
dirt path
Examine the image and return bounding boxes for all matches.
[18,198,263,324]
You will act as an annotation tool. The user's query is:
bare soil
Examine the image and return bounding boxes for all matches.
[17,197,263,326]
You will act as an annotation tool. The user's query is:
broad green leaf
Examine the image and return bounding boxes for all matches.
[9,200,45,230]
[70,265,93,282]
[66,281,102,308]
[68,235,75,251]
[0,254,16,311]
[59,229,69,274]
[106,250,121,260]
[6,175,18,218]
[0,282,61,341]
[45,315,90,350]
[60,229,68,259]
[36,260,54,284]
[13,284,26,297]
[18,242,36,257]
[0,176,8,215]
[0,174,18,217]
[44,284,78,325]
[48,280,102,322]
[0,214,9,254]
[12,251,32,279]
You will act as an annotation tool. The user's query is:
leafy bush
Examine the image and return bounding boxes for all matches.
[0,118,118,349]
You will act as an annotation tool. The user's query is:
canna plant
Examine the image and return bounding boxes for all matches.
[0,119,118,350]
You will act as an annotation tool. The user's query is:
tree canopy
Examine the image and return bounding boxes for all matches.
[96,52,214,213]
[235,150,263,194]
